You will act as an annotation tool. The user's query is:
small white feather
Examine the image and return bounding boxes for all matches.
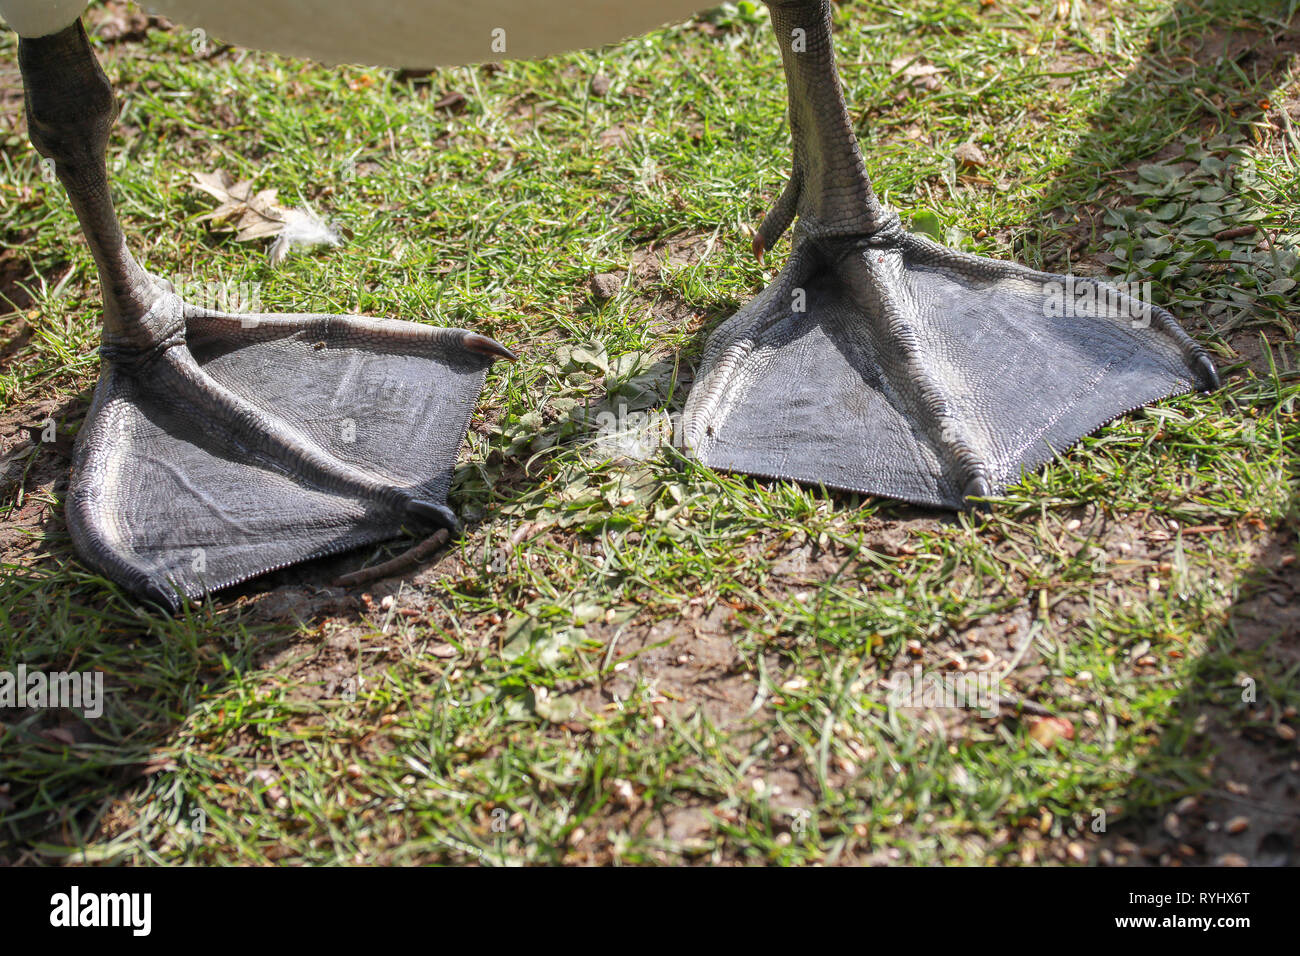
[267,205,341,267]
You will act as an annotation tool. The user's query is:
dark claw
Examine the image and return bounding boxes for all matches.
[1195,353,1221,391]
[752,233,766,263]
[407,498,462,535]
[962,476,992,512]
[461,332,517,362]
[139,578,183,614]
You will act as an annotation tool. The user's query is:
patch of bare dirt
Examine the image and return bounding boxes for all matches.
[1226,328,1293,377]
[630,234,717,281]
[570,602,757,728]
[86,2,157,45]
[0,390,87,567]
[1097,513,1300,867]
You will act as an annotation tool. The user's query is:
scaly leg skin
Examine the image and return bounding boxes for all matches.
[20,21,513,610]
[683,0,1219,508]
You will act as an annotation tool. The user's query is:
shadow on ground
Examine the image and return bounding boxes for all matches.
[1021,0,1299,865]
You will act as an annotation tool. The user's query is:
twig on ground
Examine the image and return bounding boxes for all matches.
[334,529,451,587]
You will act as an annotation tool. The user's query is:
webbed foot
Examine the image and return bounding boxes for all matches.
[19,20,512,609]
[682,0,1217,508]
[684,214,1216,509]
[71,291,510,609]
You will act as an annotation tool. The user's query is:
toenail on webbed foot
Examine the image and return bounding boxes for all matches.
[407,498,462,534]
[962,476,992,511]
[139,579,183,614]
[1195,354,1221,392]
[461,332,517,362]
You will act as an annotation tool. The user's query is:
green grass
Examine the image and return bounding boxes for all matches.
[0,0,1297,865]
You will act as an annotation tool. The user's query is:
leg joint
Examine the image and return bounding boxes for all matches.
[19,21,117,172]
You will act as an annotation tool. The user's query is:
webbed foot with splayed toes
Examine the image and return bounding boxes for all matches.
[683,0,1217,508]
[20,21,512,609]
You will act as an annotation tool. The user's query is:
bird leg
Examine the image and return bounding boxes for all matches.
[20,20,511,609]
[683,0,1218,508]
